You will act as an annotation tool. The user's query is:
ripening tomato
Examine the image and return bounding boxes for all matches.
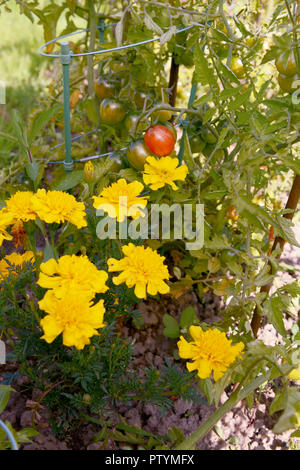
[275,51,298,77]
[230,56,245,78]
[100,99,126,124]
[127,140,151,170]
[94,79,115,99]
[160,121,177,142]
[144,124,175,157]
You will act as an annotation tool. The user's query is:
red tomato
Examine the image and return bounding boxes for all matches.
[144,124,175,157]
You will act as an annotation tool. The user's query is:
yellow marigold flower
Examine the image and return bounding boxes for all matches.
[0,251,35,280]
[177,325,244,381]
[92,179,148,222]
[37,254,108,299]
[32,189,87,228]
[143,156,188,191]
[0,209,14,247]
[39,291,106,350]
[84,160,95,182]
[3,191,36,222]
[107,243,170,299]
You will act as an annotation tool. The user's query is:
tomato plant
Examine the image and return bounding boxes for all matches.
[99,99,126,125]
[1,0,300,453]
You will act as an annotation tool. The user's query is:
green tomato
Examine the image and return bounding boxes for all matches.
[230,56,245,78]
[94,79,115,99]
[134,91,151,109]
[276,51,298,77]
[127,140,151,170]
[200,128,218,144]
[277,73,300,93]
[189,135,206,153]
[158,121,177,142]
[100,99,126,125]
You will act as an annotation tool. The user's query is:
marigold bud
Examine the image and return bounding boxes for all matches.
[83,394,91,403]
[84,160,95,182]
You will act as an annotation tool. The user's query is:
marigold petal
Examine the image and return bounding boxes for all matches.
[40,315,63,344]
[196,359,213,379]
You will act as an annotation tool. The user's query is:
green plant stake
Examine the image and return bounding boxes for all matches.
[98,17,105,44]
[60,42,74,172]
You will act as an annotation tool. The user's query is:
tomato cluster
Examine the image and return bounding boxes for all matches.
[127,122,176,170]
[94,54,180,171]
[276,50,300,93]
[187,113,226,162]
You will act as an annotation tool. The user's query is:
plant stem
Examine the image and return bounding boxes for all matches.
[168,55,179,109]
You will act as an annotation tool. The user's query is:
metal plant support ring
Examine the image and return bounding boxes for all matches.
[39,22,195,172]
[0,419,18,450]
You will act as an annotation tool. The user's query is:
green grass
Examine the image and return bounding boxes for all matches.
[0,1,47,166]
